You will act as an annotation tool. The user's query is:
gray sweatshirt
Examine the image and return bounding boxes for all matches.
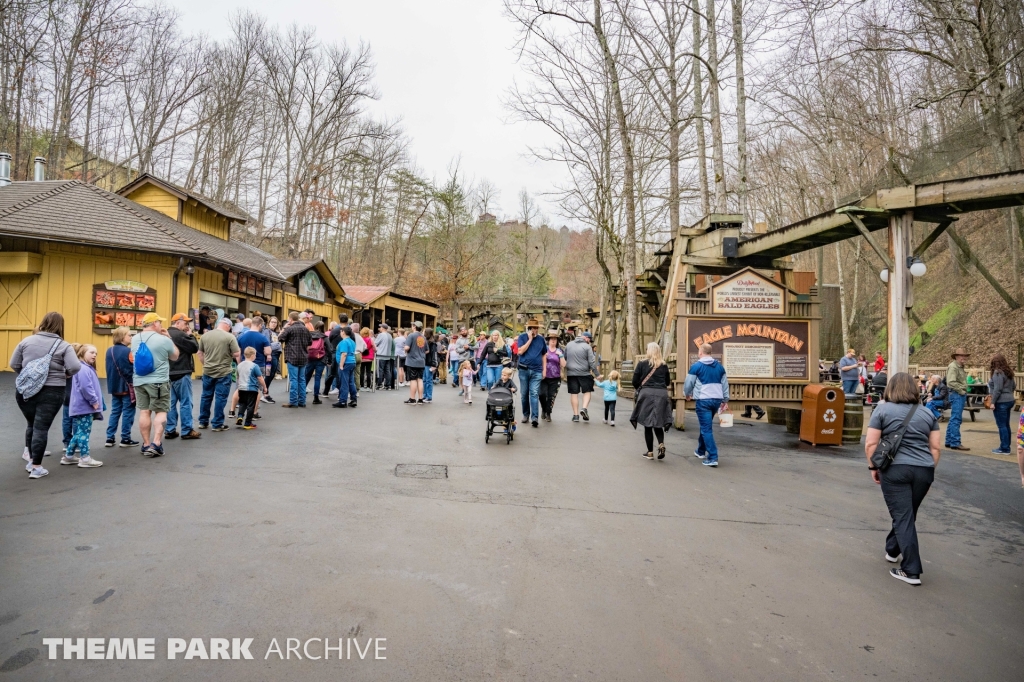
[988,371,1016,404]
[564,337,598,376]
[10,332,81,387]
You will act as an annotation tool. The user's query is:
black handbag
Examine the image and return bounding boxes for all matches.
[870,404,919,471]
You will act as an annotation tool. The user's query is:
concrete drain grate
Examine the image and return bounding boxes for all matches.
[395,464,448,479]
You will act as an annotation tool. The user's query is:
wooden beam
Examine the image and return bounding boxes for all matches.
[947,227,1020,310]
[845,212,894,270]
[913,218,954,257]
[888,212,912,375]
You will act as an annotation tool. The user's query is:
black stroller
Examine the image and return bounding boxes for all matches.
[485,387,515,444]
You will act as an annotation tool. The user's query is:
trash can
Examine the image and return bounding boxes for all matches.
[799,385,844,445]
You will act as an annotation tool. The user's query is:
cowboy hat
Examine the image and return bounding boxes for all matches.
[951,347,971,358]
[545,330,561,339]
[525,318,541,328]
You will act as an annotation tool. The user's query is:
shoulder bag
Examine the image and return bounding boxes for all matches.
[870,404,919,471]
[15,337,62,399]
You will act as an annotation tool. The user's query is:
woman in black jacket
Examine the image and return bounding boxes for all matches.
[630,342,673,460]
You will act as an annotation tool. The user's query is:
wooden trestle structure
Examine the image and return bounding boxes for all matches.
[638,169,1024,426]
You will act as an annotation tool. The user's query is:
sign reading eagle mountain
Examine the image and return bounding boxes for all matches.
[711,269,785,315]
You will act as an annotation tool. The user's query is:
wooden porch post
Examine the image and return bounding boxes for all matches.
[887,211,913,375]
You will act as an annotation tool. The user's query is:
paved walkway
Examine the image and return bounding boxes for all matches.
[1,376,1021,680]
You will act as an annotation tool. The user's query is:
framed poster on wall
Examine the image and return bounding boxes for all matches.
[685,318,810,381]
[263,279,273,300]
[227,270,238,291]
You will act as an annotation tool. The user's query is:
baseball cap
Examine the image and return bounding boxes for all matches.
[582,331,592,339]
[380,323,390,330]
[140,312,165,326]
[413,321,423,329]
[236,313,245,321]
[170,313,190,323]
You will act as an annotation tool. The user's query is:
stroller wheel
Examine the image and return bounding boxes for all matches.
[485,431,490,443]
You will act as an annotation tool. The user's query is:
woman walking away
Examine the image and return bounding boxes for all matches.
[630,342,673,461]
[539,331,564,421]
[66,344,104,468]
[865,372,941,586]
[459,360,475,404]
[104,326,138,447]
[12,312,81,479]
[987,354,1016,455]
[595,371,620,426]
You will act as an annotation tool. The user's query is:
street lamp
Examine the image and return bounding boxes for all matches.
[879,268,889,283]
[908,256,927,277]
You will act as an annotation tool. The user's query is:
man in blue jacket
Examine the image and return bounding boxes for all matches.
[683,343,730,467]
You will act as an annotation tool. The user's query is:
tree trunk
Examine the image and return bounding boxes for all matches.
[706,0,726,212]
[593,0,639,359]
[731,0,747,230]
[691,0,710,216]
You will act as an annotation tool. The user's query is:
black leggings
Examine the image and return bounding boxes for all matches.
[360,361,374,388]
[604,400,616,421]
[17,385,65,465]
[644,426,665,452]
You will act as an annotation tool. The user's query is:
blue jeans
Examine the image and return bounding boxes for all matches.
[450,360,461,386]
[62,405,72,447]
[518,367,542,421]
[106,394,135,441]
[199,375,232,428]
[695,399,723,461]
[994,400,1014,452]
[484,363,501,389]
[166,376,194,434]
[304,359,325,395]
[338,365,356,404]
[925,401,944,420]
[945,391,966,447]
[287,362,306,406]
[842,379,859,396]
[424,367,435,400]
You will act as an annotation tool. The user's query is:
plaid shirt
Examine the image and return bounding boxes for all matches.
[278,322,312,367]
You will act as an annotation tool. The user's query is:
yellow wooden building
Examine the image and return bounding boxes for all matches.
[0,173,350,377]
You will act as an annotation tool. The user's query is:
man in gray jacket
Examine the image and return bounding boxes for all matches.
[565,331,599,422]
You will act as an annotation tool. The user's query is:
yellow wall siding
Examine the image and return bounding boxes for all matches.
[1,245,187,377]
[283,292,336,320]
[382,294,438,318]
[182,202,229,240]
[126,185,180,220]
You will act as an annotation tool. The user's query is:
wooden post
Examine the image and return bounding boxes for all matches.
[887,212,912,374]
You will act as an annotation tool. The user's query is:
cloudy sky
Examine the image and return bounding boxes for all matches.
[172,0,566,223]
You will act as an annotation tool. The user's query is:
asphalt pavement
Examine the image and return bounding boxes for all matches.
[1,373,1021,681]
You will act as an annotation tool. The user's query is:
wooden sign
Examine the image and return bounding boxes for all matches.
[685,318,810,381]
[710,268,786,315]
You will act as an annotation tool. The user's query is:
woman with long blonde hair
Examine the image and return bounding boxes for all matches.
[630,342,673,460]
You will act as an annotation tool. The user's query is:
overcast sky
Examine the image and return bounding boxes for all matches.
[172,0,567,224]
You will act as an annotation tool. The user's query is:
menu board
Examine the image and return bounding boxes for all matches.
[225,269,272,300]
[93,281,157,334]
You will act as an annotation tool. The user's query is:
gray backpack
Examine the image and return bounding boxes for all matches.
[16,337,62,399]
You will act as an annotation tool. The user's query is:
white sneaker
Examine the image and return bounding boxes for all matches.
[329,389,339,395]
[885,553,900,563]
[609,421,615,427]
[77,456,103,468]
[60,455,80,465]
[28,466,49,479]
[25,462,33,472]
